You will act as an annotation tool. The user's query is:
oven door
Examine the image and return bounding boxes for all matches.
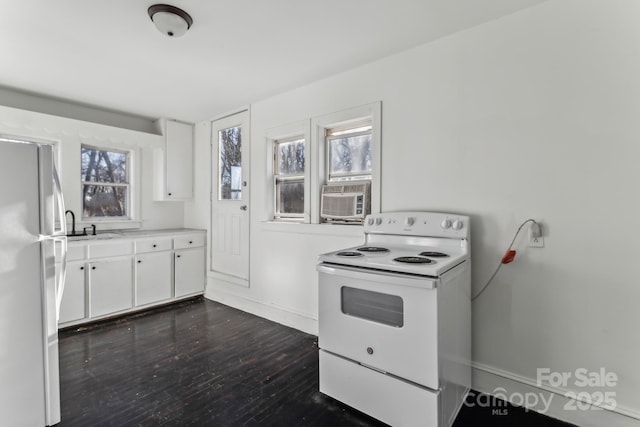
[318,263,439,390]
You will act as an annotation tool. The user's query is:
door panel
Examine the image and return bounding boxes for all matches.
[0,140,47,426]
[318,266,439,390]
[210,111,250,283]
[135,252,172,306]
[59,261,86,323]
[89,258,133,317]
[175,248,206,297]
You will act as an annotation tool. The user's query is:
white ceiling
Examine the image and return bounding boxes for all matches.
[0,0,546,123]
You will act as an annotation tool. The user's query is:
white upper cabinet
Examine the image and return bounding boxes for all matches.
[154,118,194,201]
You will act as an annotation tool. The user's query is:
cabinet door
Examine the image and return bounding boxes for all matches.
[136,252,172,306]
[59,261,86,324]
[166,120,193,199]
[89,258,133,318]
[174,248,205,297]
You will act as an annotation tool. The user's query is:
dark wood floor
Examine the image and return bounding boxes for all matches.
[58,297,575,426]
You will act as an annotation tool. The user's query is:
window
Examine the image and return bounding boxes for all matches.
[264,102,380,226]
[218,126,242,200]
[274,136,305,219]
[266,120,311,223]
[311,101,381,224]
[326,121,372,182]
[81,145,130,219]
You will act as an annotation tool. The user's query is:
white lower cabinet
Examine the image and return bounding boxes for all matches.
[174,248,205,297]
[136,251,172,306]
[58,261,86,324]
[89,258,133,318]
[59,230,206,329]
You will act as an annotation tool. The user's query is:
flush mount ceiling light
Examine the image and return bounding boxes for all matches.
[148,4,193,37]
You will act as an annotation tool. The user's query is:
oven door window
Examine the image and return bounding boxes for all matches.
[341,286,404,327]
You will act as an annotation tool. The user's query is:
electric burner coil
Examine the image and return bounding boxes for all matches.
[336,251,364,257]
[357,247,390,253]
[393,256,433,264]
[418,251,449,258]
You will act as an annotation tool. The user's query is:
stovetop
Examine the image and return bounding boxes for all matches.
[319,243,467,276]
[318,212,470,276]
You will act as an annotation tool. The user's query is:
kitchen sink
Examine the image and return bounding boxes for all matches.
[67,232,123,241]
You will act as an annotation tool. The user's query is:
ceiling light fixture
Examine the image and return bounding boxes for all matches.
[148,4,193,38]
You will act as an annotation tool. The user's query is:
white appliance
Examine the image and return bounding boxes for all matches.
[320,181,370,223]
[0,137,66,426]
[317,211,471,427]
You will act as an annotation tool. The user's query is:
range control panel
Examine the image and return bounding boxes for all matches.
[364,211,469,239]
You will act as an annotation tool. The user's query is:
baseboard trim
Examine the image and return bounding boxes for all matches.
[204,286,318,335]
[472,363,640,427]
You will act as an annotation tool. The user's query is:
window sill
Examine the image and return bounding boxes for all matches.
[259,220,363,237]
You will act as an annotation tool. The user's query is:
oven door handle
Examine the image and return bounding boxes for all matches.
[317,264,437,289]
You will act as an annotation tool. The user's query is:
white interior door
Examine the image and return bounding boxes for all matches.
[210,111,250,284]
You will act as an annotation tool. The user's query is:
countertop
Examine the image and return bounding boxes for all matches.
[67,228,206,242]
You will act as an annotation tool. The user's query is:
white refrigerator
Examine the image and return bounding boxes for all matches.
[0,137,67,426]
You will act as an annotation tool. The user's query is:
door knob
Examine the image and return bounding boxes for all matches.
[240,205,247,211]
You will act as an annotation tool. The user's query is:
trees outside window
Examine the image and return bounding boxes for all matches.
[219,126,242,200]
[326,123,372,182]
[274,137,305,219]
[81,146,130,218]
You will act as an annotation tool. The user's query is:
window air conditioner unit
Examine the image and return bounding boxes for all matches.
[320,181,370,223]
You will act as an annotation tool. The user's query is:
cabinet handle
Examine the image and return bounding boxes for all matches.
[92,266,96,270]
[153,244,157,248]
[176,254,181,258]
[137,260,142,263]
[80,266,84,270]
[189,241,193,244]
[168,192,172,196]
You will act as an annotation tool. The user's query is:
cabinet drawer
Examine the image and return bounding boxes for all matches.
[88,241,134,259]
[319,350,438,427]
[174,234,205,249]
[135,238,172,254]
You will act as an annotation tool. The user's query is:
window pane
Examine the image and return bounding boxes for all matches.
[341,286,403,327]
[219,126,242,200]
[81,147,127,183]
[83,185,128,217]
[276,139,305,176]
[276,179,304,215]
[329,133,372,176]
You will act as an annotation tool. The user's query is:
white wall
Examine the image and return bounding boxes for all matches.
[188,0,640,423]
[0,105,184,230]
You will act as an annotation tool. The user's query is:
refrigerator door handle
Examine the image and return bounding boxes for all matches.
[52,164,68,319]
[52,164,67,237]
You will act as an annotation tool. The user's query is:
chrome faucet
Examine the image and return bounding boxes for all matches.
[65,210,77,236]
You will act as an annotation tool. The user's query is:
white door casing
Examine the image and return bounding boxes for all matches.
[210,111,250,285]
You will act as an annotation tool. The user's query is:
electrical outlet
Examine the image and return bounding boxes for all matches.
[529,225,544,248]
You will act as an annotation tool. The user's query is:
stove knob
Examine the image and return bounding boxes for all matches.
[405,217,415,226]
[441,219,452,229]
[375,217,383,225]
[452,219,464,230]
[367,217,375,225]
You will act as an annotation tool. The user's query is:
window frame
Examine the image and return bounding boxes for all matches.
[325,122,373,182]
[273,135,306,221]
[311,101,381,224]
[265,120,311,223]
[80,143,133,221]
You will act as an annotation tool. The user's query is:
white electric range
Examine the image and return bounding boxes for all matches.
[317,211,471,427]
